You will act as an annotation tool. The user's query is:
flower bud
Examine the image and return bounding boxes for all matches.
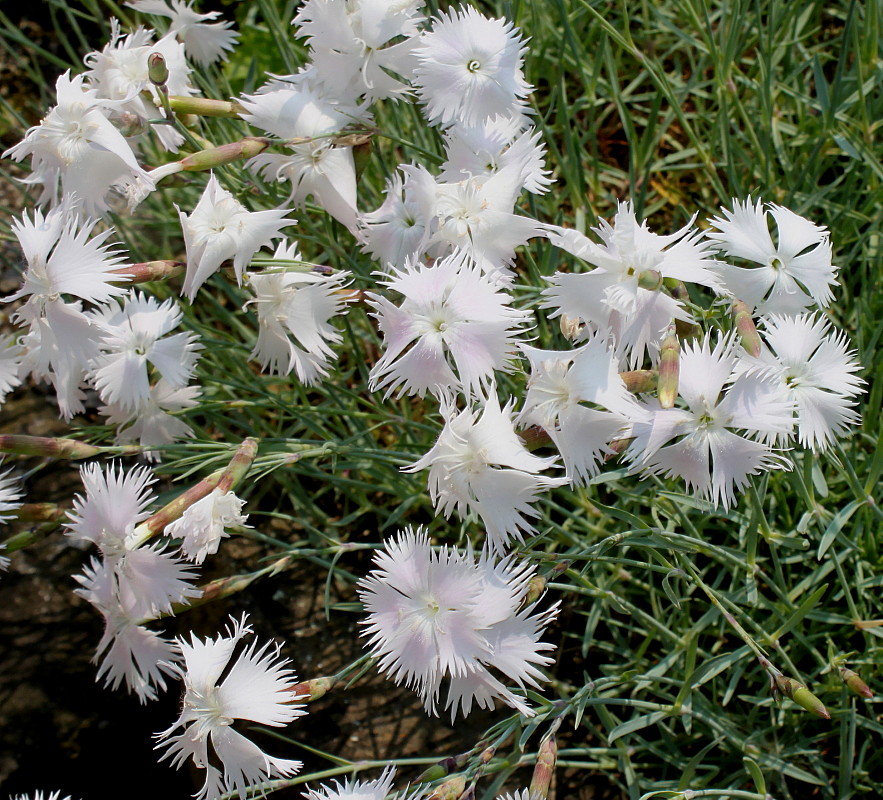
[636,269,663,291]
[148,52,169,87]
[426,775,467,800]
[620,369,657,394]
[774,675,830,719]
[109,260,184,284]
[732,300,761,357]
[839,667,873,699]
[415,754,469,784]
[524,574,547,605]
[288,676,336,703]
[529,732,558,800]
[180,137,272,171]
[0,434,103,460]
[657,324,679,408]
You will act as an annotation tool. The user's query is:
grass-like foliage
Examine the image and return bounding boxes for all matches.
[0,1,880,799]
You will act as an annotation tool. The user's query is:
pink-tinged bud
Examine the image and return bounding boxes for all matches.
[287,676,336,703]
[217,437,258,493]
[636,269,663,291]
[839,667,873,699]
[478,746,495,765]
[529,732,558,800]
[774,675,830,719]
[620,369,657,394]
[148,52,169,87]
[180,138,272,172]
[168,95,245,117]
[426,775,467,800]
[109,260,184,284]
[732,300,761,357]
[0,435,105,460]
[657,324,679,408]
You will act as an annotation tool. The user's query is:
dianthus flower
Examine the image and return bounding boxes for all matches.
[406,395,565,552]
[165,488,248,564]
[707,198,837,314]
[367,250,531,400]
[358,527,558,720]
[157,614,305,800]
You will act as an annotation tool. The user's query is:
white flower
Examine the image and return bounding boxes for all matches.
[358,528,558,720]
[90,292,202,412]
[166,489,248,564]
[0,333,24,404]
[11,791,75,800]
[101,378,201,459]
[543,201,721,368]
[519,335,640,485]
[157,614,306,800]
[2,72,153,216]
[432,166,544,279]
[302,767,402,800]
[439,119,553,195]
[625,336,796,509]
[239,71,369,140]
[368,250,531,400]
[249,141,359,232]
[246,243,352,384]
[707,198,837,314]
[414,6,531,127]
[358,164,438,269]
[178,174,294,300]
[66,462,156,557]
[84,21,195,152]
[741,314,864,451]
[0,468,23,522]
[127,0,240,66]
[406,395,566,552]
[75,555,185,702]
[294,0,425,102]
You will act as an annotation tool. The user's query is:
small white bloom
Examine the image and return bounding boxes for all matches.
[101,378,201,459]
[249,141,359,232]
[178,174,294,300]
[302,767,403,800]
[368,250,531,400]
[359,527,558,720]
[246,243,352,385]
[625,336,795,509]
[519,335,640,485]
[90,292,202,412]
[0,333,24,404]
[707,198,837,314]
[166,488,248,564]
[358,164,438,269]
[294,0,425,102]
[75,555,185,702]
[414,6,531,127]
[0,468,23,522]
[544,201,721,368]
[66,462,156,557]
[741,313,864,451]
[11,790,75,800]
[157,614,306,800]
[406,395,566,552]
[3,72,153,216]
[127,0,240,66]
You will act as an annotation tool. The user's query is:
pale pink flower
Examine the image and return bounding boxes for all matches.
[157,614,306,800]
[358,527,558,720]
[367,250,531,400]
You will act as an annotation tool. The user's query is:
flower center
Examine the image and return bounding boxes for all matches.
[466,59,482,73]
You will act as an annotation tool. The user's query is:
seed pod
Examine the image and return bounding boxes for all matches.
[839,667,873,699]
[148,52,169,87]
[774,675,831,719]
